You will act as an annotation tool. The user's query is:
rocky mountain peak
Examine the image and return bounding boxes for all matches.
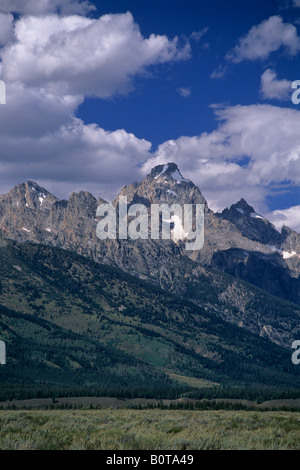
[231,198,255,214]
[149,162,190,183]
[115,162,206,207]
[221,198,281,247]
[0,180,58,213]
[66,191,99,220]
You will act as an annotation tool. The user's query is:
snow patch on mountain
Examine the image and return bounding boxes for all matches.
[154,164,168,179]
[167,189,178,197]
[162,214,189,242]
[282,250,297,259]
[266,245,298,259]
[171,169,190,184]
[250,212,265,220]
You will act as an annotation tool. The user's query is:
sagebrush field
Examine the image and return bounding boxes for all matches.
[0,409,300,450]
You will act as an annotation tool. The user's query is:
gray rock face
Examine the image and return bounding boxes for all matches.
[220,200,300,281]
[211,247,300,304]
[114,163,277,266]
[115,163,206,207]
[0,181,59,243]
[281,225,300,276]
[221,198,281,246]
[1,163,300,347]
[0,164,299,287]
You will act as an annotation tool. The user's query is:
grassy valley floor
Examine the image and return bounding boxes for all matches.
[0,409,300,450]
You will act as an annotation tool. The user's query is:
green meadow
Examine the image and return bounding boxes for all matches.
[0,409,300,450]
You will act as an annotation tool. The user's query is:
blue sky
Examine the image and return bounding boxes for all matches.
[0,0,300,230]
[79,0,288,148]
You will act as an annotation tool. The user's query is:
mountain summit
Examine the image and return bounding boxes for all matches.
[221,198,282,246]
[150,162,191,183]
[115,163,206,208]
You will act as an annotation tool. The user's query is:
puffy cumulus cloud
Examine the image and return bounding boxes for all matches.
[268,205,300,232]
[0,82,84,138]
[0,117,151,201]
[0,0,96,16]
[0,10,191,199]
[0,13,14,46]
[260,69,292,100]
[226,16,300,63]
[142,104,300,219]
[1,12,191,98]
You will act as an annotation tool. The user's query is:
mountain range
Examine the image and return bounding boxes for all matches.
[0,162,300,392]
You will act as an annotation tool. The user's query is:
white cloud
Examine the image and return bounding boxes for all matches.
[190,28,208,42]
[0,116,151,201]
[260,69,292,100]
[0,82,84,137]
[0,0,96,16]
[0,10,191,199]
[293,0,300,6]
[177,87,191,97]
[268,205,300,232]
[210,64,227,79]
[1,12,190,98]
[142,104,300,219]
[226,15,300,63]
